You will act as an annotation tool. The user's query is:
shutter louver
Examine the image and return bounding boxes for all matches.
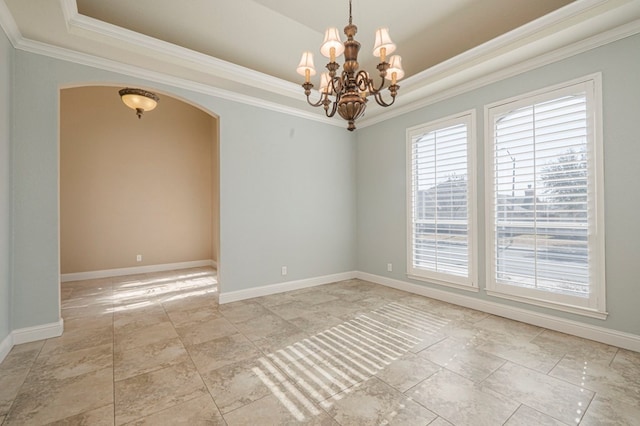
[492,93,590,298]
[409,118,472,286]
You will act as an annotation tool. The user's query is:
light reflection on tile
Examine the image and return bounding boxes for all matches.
[483,361,594,425]
[1,267,637,426]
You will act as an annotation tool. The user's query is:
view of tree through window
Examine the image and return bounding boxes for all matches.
[492,93,590,298]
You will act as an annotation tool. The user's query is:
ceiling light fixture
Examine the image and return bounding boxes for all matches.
[119,88,159,119]
[297,0,404,131]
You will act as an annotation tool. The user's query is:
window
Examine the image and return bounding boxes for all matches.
[485,75,606,317]
[407,111,477,290]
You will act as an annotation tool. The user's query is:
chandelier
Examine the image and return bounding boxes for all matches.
[296,0,404,131]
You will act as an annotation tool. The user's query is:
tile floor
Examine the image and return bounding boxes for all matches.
[0,267,638,425]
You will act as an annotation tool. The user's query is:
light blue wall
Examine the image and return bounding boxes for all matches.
[0,29,12,342]
[11,50,355,329]
[356,34,640,335]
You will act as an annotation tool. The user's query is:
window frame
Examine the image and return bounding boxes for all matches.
[406,110,478,291]
[484,74,607,318]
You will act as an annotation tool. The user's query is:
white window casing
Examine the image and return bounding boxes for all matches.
[407,110,478,291]
[484,74,606,318]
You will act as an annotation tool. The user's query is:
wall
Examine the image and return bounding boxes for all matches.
[356,33,640,336]
[10,50,355,330]
[60,86,215,273]
[0,26,12,349]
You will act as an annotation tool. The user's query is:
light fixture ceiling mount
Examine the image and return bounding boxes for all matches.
[297,0,404,131]
[119,88,159,119]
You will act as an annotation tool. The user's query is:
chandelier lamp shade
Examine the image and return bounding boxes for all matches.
[297,0,404,131]
[119,88,160,119]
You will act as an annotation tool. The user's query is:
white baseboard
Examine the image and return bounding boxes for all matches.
[61,260,216,282]
[12,319,64,345]
[0,332,12,364]
[357,272,640,353]
[219,271,357,304]
[0,319,64,364]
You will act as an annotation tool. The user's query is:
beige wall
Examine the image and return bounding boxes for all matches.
[60,86,217,274]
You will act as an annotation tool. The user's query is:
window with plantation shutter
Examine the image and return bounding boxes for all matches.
[407,111,477,290]
[485,76,606,317]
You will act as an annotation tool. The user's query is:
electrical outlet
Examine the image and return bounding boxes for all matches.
[281,266,287,276]
[136,254,142,262]
[387,263,393,272]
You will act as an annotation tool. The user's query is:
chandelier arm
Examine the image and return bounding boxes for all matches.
[324,98,339,117]
[372,88,397,107]
[306,93,328,108]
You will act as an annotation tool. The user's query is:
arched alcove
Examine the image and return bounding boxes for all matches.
[59,85,220,283]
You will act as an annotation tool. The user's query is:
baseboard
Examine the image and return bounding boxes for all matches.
[356,271,640,353]
[61,260,216,282]
[12,319,64,345]
[219,271,357,304]
[0,332,12,364]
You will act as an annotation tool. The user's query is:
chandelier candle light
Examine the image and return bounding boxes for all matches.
[297,0,404,131]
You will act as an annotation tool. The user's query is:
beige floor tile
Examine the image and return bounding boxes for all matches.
[504,405,567,425]
[63,314,113,332]
[40,325,113,357]
[580,395,640,426]
[126,394,225,425]
[475,337,565,373]
[474,315,544,342]
[46,404,114,425]
[483,361,594,424]
[218,301,272,323]
[2,269,638,426]
[203,356,282,414]
[165,304,223,327]
[114,337,190,381]
[265,350,360,403]
[4,367,113,425]
[0,341,44,415]
[287,289,340,306]
[61,302,113,321]
[374,351,441,392]
[252,292,297,308]
[406,369,519,425]
[174,316,238,346]
[188,333,262,373]
[289,312,345,335]
[112,304,168,330]
[530,329,618,363]
[549,353,640,406]
[429,417,454,426]
[114,362,207,425]
[326,377,437,425]
[253,329,315,360]
[114,321,178,352]
[222,393,335,426]
[267,300,315,320]
[162,291,219,313]
[234,313,301,340]
[420,336,506,382]
[31,343,113,381]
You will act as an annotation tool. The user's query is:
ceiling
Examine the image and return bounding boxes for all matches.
[2,0,640,128]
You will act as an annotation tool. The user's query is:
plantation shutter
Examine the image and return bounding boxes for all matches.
[491,92,590,297]
[408,114,474,288]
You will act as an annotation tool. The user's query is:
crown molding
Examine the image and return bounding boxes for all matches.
[357,17,640,129]
[59,0,302,101]
[12,36,340,128]
[4,0,640,132]
[0,0,21,46]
